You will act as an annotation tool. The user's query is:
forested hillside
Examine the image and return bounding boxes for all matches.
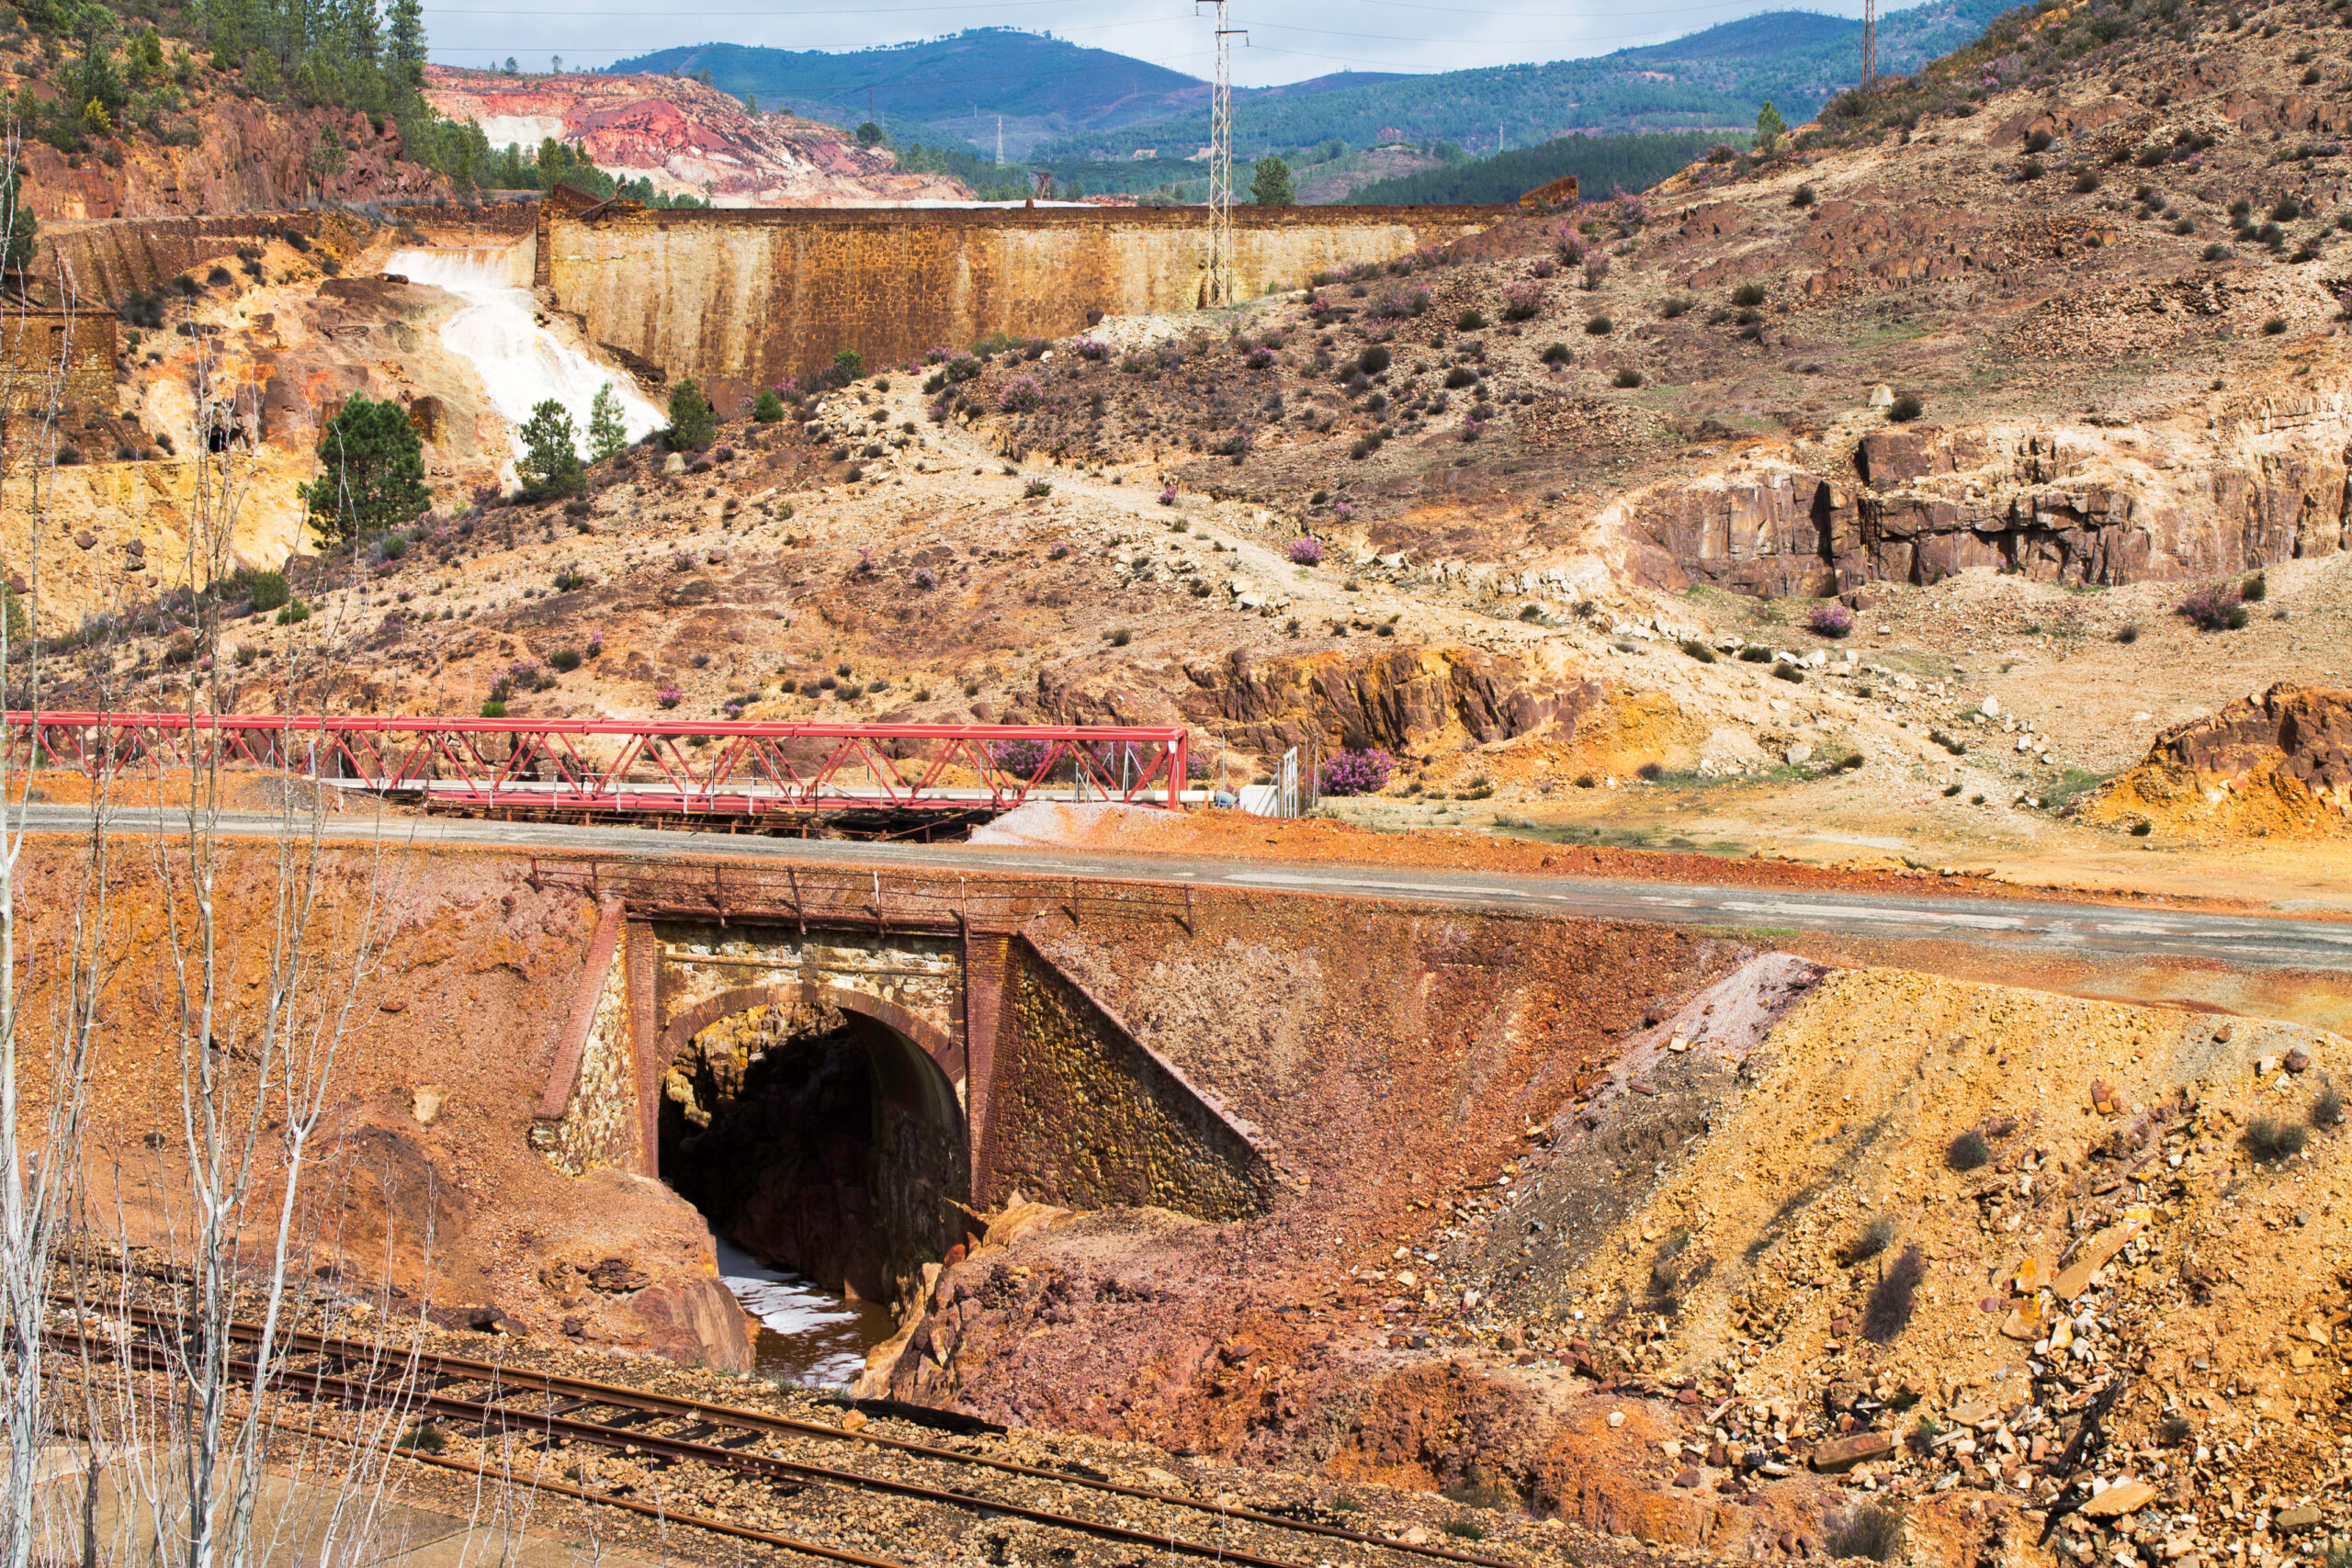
[1346,131,1727,207]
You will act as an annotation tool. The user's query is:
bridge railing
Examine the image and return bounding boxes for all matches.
[0,712,1193,816]
[523,858,1199,933]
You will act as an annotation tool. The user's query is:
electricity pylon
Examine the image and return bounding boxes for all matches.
[1862,0,1877,87]
[1198,1,1246,307]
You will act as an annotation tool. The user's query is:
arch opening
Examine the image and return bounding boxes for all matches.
[658,990,968,1325]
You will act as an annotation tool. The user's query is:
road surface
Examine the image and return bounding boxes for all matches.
[20,806,2352,972]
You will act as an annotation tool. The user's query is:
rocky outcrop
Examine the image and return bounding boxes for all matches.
[2077,683,2352,839]
[1193,645,1599,754]
[23,101,447,220]
[423,68,972,207]
[1619,413,2352,594]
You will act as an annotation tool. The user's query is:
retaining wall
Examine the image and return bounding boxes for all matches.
[537,197,1507,400]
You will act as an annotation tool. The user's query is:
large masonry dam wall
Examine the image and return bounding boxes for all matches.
[534,197,1507,402]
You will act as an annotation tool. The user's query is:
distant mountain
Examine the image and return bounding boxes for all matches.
[1040,0,2013,162]
[1346,131,1727,208]
[605,29,1208,157]
[609,3,2010,166]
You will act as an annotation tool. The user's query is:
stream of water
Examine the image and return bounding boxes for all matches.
[714,1240,899,1388]
[385,247,668,474]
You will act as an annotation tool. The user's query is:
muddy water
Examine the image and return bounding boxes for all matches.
[715,1240,899,1387]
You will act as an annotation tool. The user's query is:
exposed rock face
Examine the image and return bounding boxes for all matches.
[1037,644,1599,756]
[2078,683,2352,838]
[423,68,973,207]
[23,102,447,220]
[1617,412,2352,594]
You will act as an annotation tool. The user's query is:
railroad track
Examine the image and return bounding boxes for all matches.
[45,1305,1538,1568]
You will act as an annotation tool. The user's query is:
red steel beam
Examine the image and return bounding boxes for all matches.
[0,714,1193,815]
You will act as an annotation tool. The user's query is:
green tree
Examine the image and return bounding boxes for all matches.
[127,27,163,86]
[855,120,884,147]
[516,398,582,499]
[0,166,39,275]
[752,389,786,423]
[586,382,628,462]
[830,347,864,386]
[665,378,716,452]
[385,0,427,96]
[301,394,429,544]
[1753,100,1786,155]
[741,90,758,114]
[1249,155,1294,207]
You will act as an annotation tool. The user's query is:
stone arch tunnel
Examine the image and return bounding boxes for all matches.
[529,892,1284,1308]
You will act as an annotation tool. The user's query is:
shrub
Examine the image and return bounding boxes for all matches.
[1000,376,1044,413]
[1358,344,1393,376]
[2246,1116,2309,1162]
[276,600,310,626]
[1838,1217,1897,1267]
[1584,314,1613,335]
[1023,478,1053,498]
[2313,1085,2343,1128]
[1862,1246,1924,1343]
[914,567,937,590]
[1679,638,1716,662]
[1456,308,1489,331]
[2264,316,2289,335]
[2019,159,2046,180]
[1540,342,1572,366]
[1159,483,1179,506]
[2115,624,2140,644]
[548,647,582,672]
[1808,603,1853,637]
[1730,283,1767,307]
[1946,1129,1991,1170]
[1074,337,1108,360]
[1888,394,1925,423]
[1792,184,1817,208]
[1245,346,1277,369]
[2242,571,2267,602]
[1771,663,1804,683]
[752,389,786,423]
[1635,761,1664,781]
[2073,169,2100,194]
[1659,297,1693,320]
[1107,627,1133,647]
[1736,646,1772,663]
[1502,282,1544,321]
[2178,581,2247,630]
[1287,537,1325,566]
[1317,748,1396,796]
[479,699,507,718]
[656,684,683,709]
[2204,243,2233,261]
[1827,1502,1905,1562]
[245,569,289,614]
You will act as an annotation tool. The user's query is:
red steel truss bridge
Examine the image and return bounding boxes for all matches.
[5,712,1193,819]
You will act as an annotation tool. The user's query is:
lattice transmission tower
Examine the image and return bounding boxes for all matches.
[1861,0,1877,88]
[1198,0,1246,307]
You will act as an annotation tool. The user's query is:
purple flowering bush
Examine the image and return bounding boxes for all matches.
[1000,376,1043,413]
[1286,536,1325,566]
[1807,603,1854,637]
[1317,748,1396,796]
[656,684,683,709]
[2178,581,2249,631]
[990,738,1055,777]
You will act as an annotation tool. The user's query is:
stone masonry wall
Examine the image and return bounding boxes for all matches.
[539,201,1503,400]
[528,920,637,1176]
[988,939,1283,1219]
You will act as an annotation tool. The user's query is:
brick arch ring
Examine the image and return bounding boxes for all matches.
[658,983,967,1100]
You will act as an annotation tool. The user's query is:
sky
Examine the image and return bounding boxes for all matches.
[417,0,1875,85]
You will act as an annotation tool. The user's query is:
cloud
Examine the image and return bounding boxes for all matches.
[421,0,1869,86]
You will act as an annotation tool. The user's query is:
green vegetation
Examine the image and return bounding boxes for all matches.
[666,379,717,453]
[516,400,583,500]
[1249,154,1294,206]
[300,394,428,545]
[586,383,628,463]
[1348,130,1722,205]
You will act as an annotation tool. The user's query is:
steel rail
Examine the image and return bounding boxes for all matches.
[76,1304,1524,1568]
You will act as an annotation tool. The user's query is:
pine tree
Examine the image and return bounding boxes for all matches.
[301,395,429,544]
[587,383,628,462]
[665,379,715,453]
[384,0,425,97]
[1753,101,1786,156]
[0,166,39,276]
[516,399,583,499]
[1249,155,1294,207]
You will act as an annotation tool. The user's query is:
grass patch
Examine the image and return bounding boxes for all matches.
[1827,1502,1905,1562]
[2246,1117,2309,1162]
